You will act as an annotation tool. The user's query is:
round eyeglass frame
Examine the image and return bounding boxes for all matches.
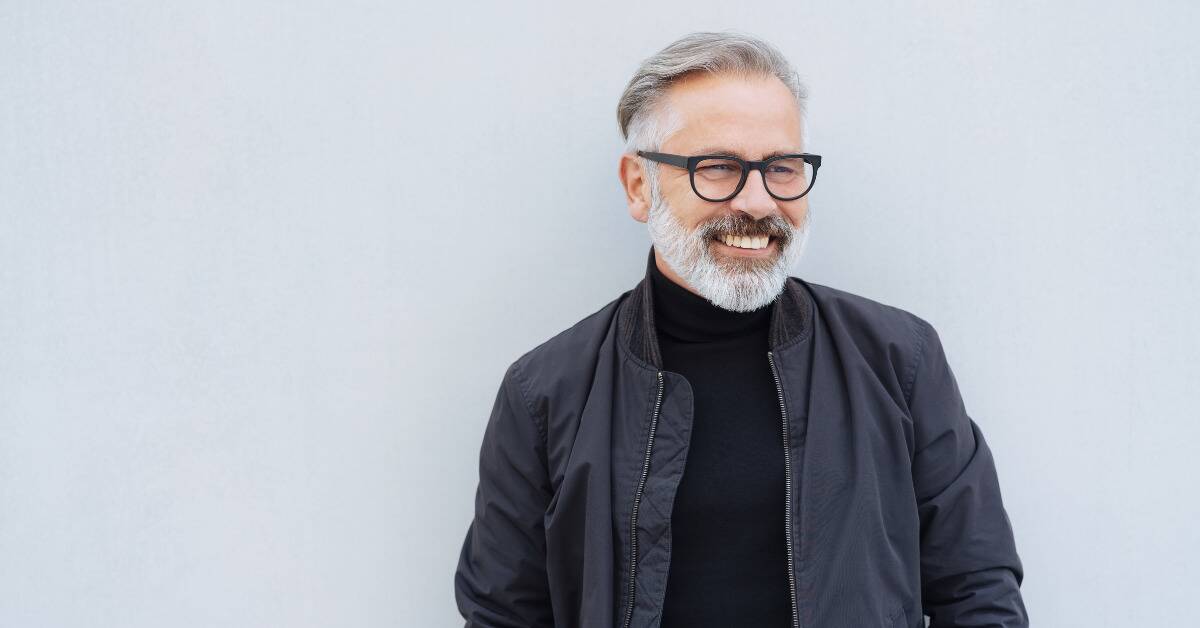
[636,150,822,202]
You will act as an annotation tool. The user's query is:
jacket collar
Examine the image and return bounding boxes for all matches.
[617,245,814,369]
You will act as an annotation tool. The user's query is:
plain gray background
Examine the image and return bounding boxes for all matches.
[2,1,1197,626]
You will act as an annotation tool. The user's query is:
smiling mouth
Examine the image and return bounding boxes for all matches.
[709,233,776,250]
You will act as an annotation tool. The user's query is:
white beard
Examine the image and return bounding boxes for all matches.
[645,187,811,313]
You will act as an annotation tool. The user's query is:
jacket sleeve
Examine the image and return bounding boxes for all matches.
[905,319,1029,627]
[454,360,556,628]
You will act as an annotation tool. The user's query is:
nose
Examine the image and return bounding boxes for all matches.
[728,168,778,220]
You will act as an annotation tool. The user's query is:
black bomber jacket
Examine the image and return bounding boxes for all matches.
[454,246,1028,628]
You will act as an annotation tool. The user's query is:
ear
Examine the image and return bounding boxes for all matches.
[618,153,651,223]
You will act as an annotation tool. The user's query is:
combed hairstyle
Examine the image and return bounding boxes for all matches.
[616,31,810,196]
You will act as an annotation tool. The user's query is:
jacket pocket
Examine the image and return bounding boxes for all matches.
[888,597,915,628]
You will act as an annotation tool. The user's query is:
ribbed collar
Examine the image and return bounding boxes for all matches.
[649,256,771,342]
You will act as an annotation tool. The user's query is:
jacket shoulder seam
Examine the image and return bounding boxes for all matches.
[508,358,549,456]
[803,279,934,407]
[900,316,933,407]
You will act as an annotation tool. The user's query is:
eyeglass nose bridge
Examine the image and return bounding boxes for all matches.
[738,162,775,198]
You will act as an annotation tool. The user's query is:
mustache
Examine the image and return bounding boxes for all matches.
[697,214,794,241]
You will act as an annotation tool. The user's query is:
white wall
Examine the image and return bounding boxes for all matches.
[2,1,1196,626]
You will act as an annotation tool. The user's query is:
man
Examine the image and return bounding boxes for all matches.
[454,31,1027,628]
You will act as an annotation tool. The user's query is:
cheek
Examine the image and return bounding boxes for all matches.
[663,192,710,231]
[782,201,808,228]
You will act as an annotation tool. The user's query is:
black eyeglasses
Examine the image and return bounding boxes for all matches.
[636,150,822,202]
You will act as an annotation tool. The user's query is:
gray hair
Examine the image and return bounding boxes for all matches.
[616,31,811,180]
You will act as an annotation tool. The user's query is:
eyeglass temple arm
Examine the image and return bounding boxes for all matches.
[636,151,690,169]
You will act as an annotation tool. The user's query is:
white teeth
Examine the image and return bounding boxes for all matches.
[718,233,769,250]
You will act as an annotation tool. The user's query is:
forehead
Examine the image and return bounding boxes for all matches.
[663,71,804,157]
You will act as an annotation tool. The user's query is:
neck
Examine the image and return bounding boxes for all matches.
[649,252,772,343]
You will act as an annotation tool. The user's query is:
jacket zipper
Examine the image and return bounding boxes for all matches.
[768,351,801,628]
[623,370,664,628]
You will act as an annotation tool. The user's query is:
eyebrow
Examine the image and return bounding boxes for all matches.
[691,147,804,159]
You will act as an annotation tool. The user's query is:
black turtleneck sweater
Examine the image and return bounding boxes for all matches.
[650,259,792,627]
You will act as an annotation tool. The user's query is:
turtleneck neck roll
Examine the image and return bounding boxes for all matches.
[648,257,772,343]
